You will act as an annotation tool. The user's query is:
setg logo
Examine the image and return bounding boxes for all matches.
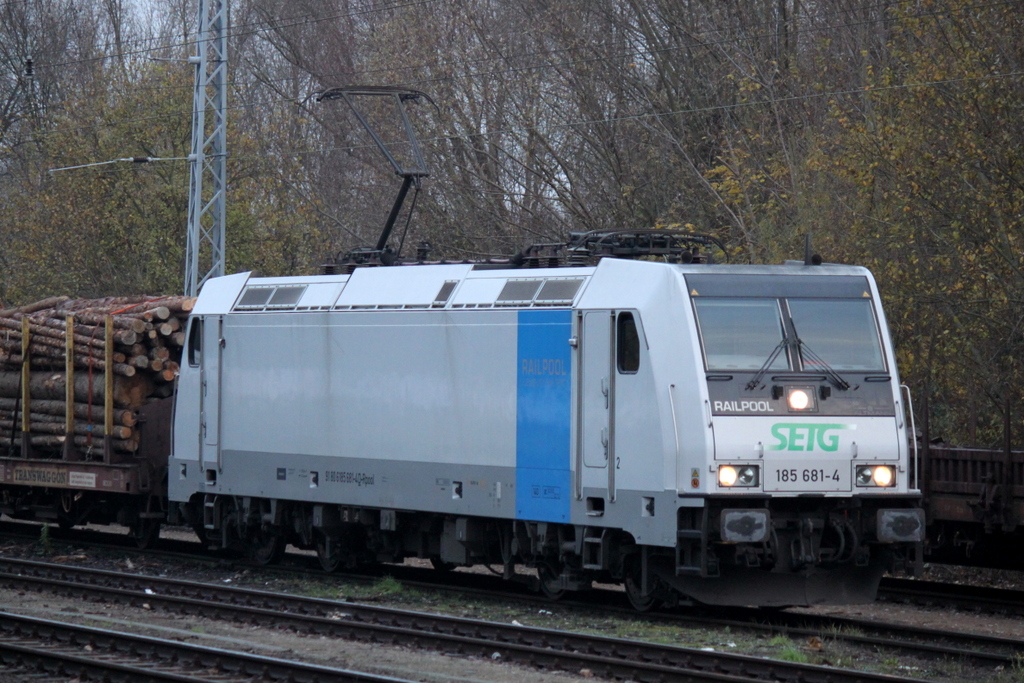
[769,423,853,452]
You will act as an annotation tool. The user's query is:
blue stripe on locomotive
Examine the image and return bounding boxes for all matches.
[515,309,572,522]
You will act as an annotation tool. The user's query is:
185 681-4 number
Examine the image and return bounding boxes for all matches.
[775,468,840,483]
[768,463,850,491]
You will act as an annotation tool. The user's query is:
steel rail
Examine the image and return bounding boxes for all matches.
[878,576,1024,616]
[381,564,1024,667]
[10,519,1024,618]
[0,557,932,683]
[3,525,1020,669]
[685,609,1022,669]
[0,611,416,683]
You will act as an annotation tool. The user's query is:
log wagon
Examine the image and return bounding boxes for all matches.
[0,296,191,546]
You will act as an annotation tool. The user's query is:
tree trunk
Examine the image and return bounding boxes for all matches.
[0,397,136,426]
[0,417,133,439]
[0,371,153,408]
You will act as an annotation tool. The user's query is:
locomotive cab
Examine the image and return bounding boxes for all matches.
[656,266,924,605]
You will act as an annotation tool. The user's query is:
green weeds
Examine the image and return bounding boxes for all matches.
[37,524,53,555]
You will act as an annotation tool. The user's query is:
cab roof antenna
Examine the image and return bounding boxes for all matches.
[804,234,822,266]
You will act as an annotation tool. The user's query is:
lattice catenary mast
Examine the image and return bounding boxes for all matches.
[184,0,228,297]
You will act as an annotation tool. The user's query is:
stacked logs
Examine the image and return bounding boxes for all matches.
[0,295,195,456]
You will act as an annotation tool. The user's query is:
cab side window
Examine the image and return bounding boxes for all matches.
[617,312,640,374]
[187,318,203,367]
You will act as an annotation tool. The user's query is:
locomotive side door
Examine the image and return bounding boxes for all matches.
[578,310,616,503]
[200,315,224,473]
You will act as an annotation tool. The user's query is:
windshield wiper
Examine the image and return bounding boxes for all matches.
[745,336,790,390]
[746,332,852,392]
[796,339,851,391]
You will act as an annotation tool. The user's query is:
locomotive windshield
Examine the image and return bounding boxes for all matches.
[693,299,788,371]
[789,299,886,372]
[694,297,885,373]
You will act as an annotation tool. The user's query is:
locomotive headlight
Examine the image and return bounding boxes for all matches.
[786,386,817,412]
[718,466,737,487]
[856,465,896,487]
[789,389,809,410]
[718,465,759,487]
[736,466,759,486]
[872,466,894,487]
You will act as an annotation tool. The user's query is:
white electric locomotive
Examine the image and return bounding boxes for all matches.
[169,232,923,608]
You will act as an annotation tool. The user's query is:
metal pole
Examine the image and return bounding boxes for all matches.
[20,318,31,457]
[63,315,75,461]
[185,0,228,297]
[104,315,114,463]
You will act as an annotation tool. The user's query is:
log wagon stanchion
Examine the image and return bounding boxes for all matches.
[0,296,193,547]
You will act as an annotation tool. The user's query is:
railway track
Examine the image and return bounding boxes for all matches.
[878,576,1024,616]
[698,608,1022,669]
[350,563,1024,669]
[22,519,1024,618]
[9,518,1024,618]
[0,556,938,683]
[0,610,416,683]
[12,520,1024,618]
[3,522,1024,672]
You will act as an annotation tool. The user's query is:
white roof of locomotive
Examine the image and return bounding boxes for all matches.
[192,260,876,316]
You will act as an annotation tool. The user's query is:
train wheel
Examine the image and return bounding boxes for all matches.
[430,557,456,572]
[315,533,344,572]
[537,563,565,600]
[247,526,287,565]
[57,492,76,530]
[132,519,161,550]
[624,559,658,612]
